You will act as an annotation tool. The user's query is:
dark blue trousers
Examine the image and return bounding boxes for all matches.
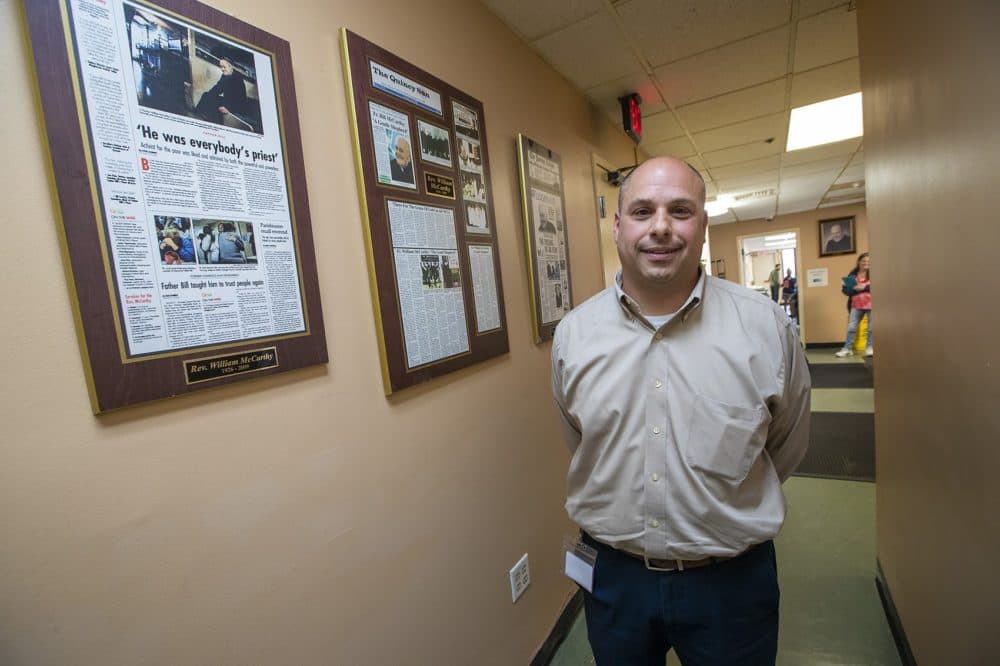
[581,535,779,666]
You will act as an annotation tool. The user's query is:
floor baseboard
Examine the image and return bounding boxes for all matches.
[875,560,917,666]
[531,590,584,666]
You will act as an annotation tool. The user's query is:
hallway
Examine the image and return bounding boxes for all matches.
[550,351,899,665]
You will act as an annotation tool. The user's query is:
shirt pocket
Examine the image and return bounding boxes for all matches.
[684,393,769,483]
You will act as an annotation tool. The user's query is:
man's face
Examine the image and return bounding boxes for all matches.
[219,59,233,76]
[614,158,707,297]
[395,138,411,166]
[830,224,843,241]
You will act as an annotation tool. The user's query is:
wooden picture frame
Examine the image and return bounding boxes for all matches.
[23,0,327,412]
[515,134,573,342]
[340,29,509,394]
[818,215,856,257]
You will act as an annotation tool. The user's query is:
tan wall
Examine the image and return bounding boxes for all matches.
[0,1,639,663]
[707,202,869,344]
[858,1,1000,663]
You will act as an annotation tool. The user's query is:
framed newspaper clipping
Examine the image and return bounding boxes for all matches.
[341,29,509,395]
[516,135,573,342]
[23,0,327,412]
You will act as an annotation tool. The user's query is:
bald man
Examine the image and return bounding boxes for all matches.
[552,157,810,665]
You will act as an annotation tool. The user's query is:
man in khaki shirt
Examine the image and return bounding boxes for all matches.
[552,157,810,665]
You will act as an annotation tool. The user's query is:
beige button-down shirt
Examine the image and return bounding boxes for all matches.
[551,272,810,560]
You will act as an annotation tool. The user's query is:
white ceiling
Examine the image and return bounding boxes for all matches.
[480,0,865,224]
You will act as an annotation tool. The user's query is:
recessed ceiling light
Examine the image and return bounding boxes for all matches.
[786,92,863,151]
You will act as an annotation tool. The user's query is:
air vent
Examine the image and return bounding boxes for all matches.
[733,188,775,202]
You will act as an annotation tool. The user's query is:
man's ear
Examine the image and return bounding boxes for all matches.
[613,212,621,242]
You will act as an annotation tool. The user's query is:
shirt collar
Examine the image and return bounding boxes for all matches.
[614,269,706,323]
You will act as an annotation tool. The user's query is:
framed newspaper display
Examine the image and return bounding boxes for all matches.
[341,29,509,395]
[516,135,573,342]
[23,0,327,413]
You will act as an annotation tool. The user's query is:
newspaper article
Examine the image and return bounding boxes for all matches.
[387,201,470,367]
[530,186,571,324]
[66,0,306,357]
[468,245,501,333]
[369,101,417,189]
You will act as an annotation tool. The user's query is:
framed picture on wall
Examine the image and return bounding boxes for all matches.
[818,216,856,257]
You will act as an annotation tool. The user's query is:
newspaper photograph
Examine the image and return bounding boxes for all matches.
[530,187,571,324]
[417,119,452,168]
[461,171,487,204]
[63,0,306,357]
[452,101,480,140]
[457,135,483,174]
[387,200,470,368]
[369,101,416,189]
[465,202,490,235]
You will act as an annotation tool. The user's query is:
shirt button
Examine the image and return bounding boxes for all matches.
[650,520,659,528]
[651,473,659,482]
[652,426,661,435]
[654,333,663,340]
[654,379,663,389]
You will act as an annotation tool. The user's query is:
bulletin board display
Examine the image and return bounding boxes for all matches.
[22,0,327,412]
[340,29,509,395]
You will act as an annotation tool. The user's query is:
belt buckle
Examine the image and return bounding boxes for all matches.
[644,554,683,572]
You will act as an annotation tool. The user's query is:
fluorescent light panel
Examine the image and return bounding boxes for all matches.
[786,92,863,151]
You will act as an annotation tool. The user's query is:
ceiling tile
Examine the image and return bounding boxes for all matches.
[779,169,841,198]
[734,197,778,221]
[708,155,782,182]
[652,26,790,107]
[777,197,821,215]
[716,171,780,193]
[617,0,791,67]
[642,110,686,141]
[793,7,858,72]
[480,0,605,41]
[799,0,849,18]
[532,12,642,88]
[692,112,788,154]
[645,136,696,158]
[790,58,860,107]
[783,137,861,164]
[780,155,851,179]
[585,72,668,124]
[704,142,783,168]
[677,79,787,133]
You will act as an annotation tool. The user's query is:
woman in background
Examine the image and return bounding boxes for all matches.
[835,252,873,357]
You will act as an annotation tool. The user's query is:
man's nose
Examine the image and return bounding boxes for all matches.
[649,210,672,235]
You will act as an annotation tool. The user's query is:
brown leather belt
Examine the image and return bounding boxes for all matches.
[582,531,737,572]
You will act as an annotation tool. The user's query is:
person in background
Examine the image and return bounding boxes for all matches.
[768,263,782,302]
[835,252,873,357]
[195,57,247,125]
[551,156,810,665]
[159,227,194,263]
[216,222,246,264]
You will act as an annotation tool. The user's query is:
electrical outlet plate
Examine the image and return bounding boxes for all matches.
[509,553,530,603]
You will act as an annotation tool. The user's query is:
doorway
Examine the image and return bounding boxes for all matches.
[738,231,801,328]
[591,153,621,289]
